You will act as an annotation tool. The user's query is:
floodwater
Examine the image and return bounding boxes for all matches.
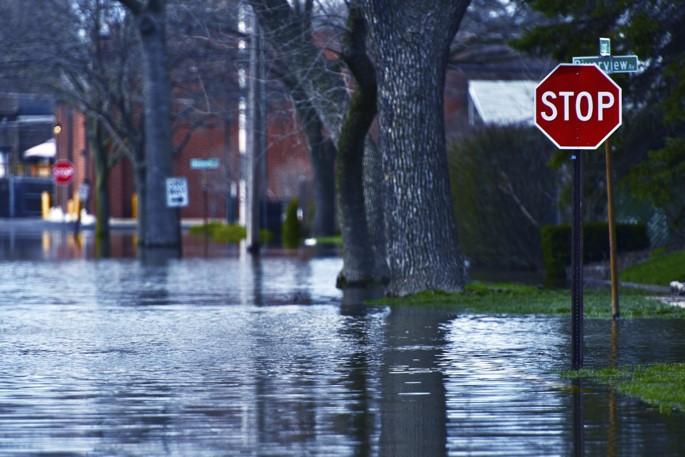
[1,223,685,456]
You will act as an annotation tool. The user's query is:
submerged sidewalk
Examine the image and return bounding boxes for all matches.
[0,217,210,232]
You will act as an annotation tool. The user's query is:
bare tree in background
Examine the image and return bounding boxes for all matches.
[1,0,241,246]
[248,0,387,287]
[0,0,143,239]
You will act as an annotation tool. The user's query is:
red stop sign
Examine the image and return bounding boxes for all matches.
[535,64,622,149]
[52,159,75,185]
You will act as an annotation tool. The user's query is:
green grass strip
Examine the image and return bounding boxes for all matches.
[620,249,685,286]
[315,235,343,246]
[565,363,685,414]
[372,282,685,319]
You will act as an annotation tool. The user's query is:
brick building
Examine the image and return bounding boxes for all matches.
[53,99,311,232]
[0,93,55,217]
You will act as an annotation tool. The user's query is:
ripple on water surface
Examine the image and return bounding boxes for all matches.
[2,255,685,456]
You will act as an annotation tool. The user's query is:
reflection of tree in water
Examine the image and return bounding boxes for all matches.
[93,248,177,306]
[334,299,451,456]
[251,255,264,306]
[337,303,385,456]
[379,306,449,456]
[250,257,314,305]
[95,233,139,259]
[135,248,178,305]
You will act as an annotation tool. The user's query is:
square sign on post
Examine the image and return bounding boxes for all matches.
[166,177,189,208]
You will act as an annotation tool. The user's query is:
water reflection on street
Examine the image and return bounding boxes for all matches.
[1,225,685,456]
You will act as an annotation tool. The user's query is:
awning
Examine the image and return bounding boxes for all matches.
[23,138,56,159]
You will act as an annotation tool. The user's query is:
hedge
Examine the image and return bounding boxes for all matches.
[282,197,301,249]
[541,223,649,280]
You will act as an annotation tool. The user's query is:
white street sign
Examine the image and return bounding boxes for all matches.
[166,177,189,208]
[190,158,220,169]
[571,55,639,74]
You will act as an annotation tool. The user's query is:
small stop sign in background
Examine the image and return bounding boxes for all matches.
[52,159,75,185]
[535,64,622,149]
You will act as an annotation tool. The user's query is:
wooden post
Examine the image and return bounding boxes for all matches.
[605,139,620,319]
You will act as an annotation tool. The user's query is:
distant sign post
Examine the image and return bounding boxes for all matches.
[535,62,623,370]
[52,160,75,220]
[190,158,220,232]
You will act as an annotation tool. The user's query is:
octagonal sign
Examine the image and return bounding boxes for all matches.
[52,159,75,185]
[535,64,622,149]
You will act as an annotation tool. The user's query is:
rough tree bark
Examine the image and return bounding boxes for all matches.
[362,0,470,296]
[86,115,110,240]
[118,0,180,248]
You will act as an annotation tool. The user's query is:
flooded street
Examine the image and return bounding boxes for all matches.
[1,224,685,456]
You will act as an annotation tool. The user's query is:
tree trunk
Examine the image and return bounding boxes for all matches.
[362,0,470,296]
[135,0,180,248]
[336,91,376,286]
[296,100,337,238]
[246,14,265,254]
[87,115,110,240]
[363,134,388,283]
[336,1,385,286]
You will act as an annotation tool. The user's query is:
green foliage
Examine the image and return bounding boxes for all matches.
[372,281,685,319]
[259,228,273,245]
[188,222,246,243]
[624,137,685,243]
[316,235,343,246]
[514,0,685,247]
[540,223,649,280]
[621,249,685,286]
[448,125,558,269]
[540,225,569,280]
[282,197,301,249]
[566,363,685,414]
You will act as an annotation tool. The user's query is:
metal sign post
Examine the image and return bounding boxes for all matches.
[535,61,623,369]
[52,159,75,221]
[571,151,584,370]
[190,158,221,234]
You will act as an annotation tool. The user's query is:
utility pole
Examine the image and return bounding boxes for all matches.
[246,9,265,254]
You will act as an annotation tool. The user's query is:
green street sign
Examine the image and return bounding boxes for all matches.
[572,55,639,73]
[190,158,220,169]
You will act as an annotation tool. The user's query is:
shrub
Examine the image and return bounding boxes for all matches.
[540,223,649,280]
[282,197,301,249]
[213,224,247,243]
[448,125,558,269]
[259,228,273,245]
[188,222,246,243]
